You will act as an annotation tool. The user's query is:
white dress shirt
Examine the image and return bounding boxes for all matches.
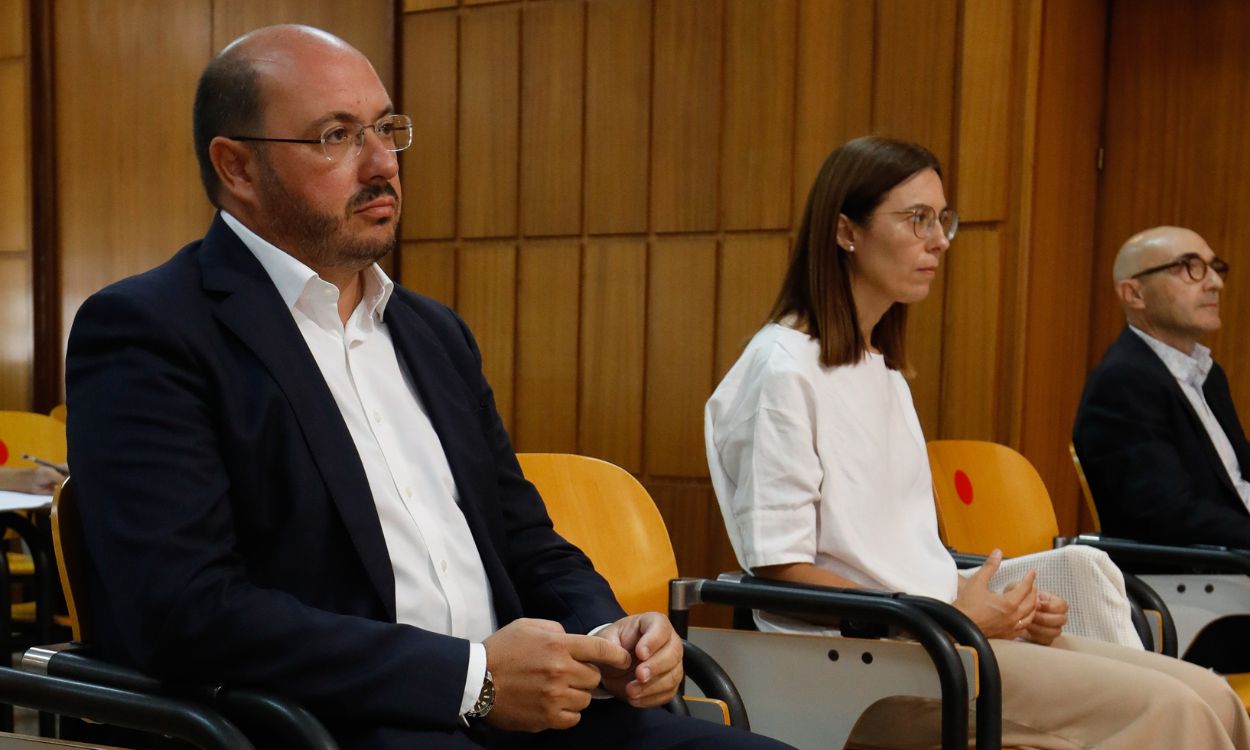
[1131,326,1250,512]
[221,211,493,716]
[705,323,958,633]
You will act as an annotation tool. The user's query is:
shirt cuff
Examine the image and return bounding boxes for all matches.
[459,642,488,717]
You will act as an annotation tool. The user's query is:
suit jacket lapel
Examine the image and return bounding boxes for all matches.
[382,298,517,612]
[197,216,397,620]
[1122,330,1243,500]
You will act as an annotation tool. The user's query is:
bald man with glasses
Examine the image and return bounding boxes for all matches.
[1074,226,1250,552]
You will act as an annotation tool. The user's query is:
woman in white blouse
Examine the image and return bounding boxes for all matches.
[705,136,1250,750]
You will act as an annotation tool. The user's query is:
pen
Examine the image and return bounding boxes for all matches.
[21,454,69,476]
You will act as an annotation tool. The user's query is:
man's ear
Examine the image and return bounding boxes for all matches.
[835,214,857,251]
[209,136,258,207]
[1116,279,1146,310]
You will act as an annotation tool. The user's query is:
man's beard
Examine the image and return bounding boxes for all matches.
[255,152,399,270]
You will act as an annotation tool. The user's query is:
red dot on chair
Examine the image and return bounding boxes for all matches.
[0,439,8,465]
[954,469,973,505]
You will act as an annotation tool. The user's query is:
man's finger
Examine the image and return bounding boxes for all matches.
[566,634,632,669]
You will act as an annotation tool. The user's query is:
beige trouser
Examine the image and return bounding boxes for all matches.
[848,634,1250,750]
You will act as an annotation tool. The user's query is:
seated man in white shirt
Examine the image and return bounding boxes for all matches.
[1074,225,1250,669]
[1074,226,1250,548]
[65,24,790,750]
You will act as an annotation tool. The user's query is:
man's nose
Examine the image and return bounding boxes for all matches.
[358,129,400,181]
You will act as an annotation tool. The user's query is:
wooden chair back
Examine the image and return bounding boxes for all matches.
[517,453,678,615]
[1069,443,1102,533]
[49,404,68,423]
[0,411,67,468]
[927,440,1059,557]
[51,478,92,642]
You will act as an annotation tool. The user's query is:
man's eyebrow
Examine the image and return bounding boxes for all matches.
[308,106,397,130]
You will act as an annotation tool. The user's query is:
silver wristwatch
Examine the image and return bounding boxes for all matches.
[464,669,495,722]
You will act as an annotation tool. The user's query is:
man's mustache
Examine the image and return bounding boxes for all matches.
[348,183,399,211]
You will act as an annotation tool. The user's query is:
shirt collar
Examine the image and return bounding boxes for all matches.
[220,210,395,321]
[1130,325,1213,389]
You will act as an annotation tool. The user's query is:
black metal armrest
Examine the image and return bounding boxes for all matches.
[947,550,988,569]
[1064,534,1250,574]
[23,643,338,749]
[0,664,253,750]
[669,576,994,750]
[1121,572,1179,656]
[677,639,749,729]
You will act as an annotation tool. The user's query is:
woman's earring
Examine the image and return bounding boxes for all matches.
[848,244,855,252]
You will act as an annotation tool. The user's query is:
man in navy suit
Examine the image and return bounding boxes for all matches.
[66,24,789,750]
[1075,226,1250,549]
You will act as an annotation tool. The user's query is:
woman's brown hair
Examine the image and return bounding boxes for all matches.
[769,136,942,370]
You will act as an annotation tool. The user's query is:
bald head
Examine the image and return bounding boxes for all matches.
[193,25,373,207]
[1112,226,1209,283]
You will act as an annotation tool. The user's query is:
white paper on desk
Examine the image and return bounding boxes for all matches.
[0,490,52,511]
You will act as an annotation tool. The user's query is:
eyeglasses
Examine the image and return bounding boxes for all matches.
[881,206,959,241]
[1131,253,1229,283]
[228,114,413,163]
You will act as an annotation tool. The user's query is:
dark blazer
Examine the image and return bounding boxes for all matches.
[1073,326,1250,548]
[65,215,625,747]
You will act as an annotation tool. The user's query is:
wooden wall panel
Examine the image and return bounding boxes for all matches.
[210,1,394,91]
[791,0,873,224]
[645,239,716,477]
[0,254,32,409]
[399,242,456,306]
[580,240,646,472]
[956,0,1013,222]
[515,242,580,453]
[873,0,959,437]
[585,0,650,235]
[405,0,455,11]
[872,0,958,169]
[651,0,722,233]
[1094,0,1250,417]
[457,243,518,432]
[55,0,212,347]
[716,236,790,378]
[0,0,23,57]
[0,58,28,254]
[940,226,1001,439]
[459,7,519,238]
[402,10,457,240]
[1021,0,1106,533]
[721,0,795,230]
[520,1,583,237]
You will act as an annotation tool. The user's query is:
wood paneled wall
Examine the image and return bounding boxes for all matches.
[18,0,1232,617]
[0,0,32,409]
[1093,0,1250,414]
[398,0,1047,595]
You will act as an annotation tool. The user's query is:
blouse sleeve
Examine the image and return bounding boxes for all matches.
[706,359,825,573]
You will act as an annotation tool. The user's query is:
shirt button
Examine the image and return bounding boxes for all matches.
[373,410,382,423]
[440,559,448,573]
[405,487,413,498]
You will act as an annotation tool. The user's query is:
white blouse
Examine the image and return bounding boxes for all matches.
[705,323,958,630]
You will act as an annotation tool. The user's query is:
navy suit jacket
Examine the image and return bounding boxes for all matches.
[1073,327,1250,547]
[65,215,625,746]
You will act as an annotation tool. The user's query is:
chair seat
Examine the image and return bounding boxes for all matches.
[7,552,33,577]
[1224,673,1250,712]
[10,601,71,629]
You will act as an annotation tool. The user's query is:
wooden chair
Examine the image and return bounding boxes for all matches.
[0,413,69,679]
[23,479,339,748]
[928,439,1173,652]
[1069,442,1250,705]
[47,406,67,425]
[516,453,739,726]
[519,453,995,750]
